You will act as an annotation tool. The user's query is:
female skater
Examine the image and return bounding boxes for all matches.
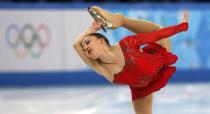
[73,6,188,114]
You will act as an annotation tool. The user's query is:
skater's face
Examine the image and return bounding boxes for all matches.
[82,35,107,59]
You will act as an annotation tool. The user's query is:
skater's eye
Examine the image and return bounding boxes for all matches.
[83,48,86,52]
[86,40,90,45]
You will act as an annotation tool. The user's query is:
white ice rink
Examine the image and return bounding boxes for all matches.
[0,83,210,114]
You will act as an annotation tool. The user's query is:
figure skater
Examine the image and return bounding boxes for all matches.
[73,6,188,114]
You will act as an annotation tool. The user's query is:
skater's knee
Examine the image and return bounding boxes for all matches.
[115,13,125,25]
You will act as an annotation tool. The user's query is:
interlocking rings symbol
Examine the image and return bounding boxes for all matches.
[5,24,51,58]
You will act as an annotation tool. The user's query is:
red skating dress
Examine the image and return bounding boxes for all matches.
[112,23,188,101]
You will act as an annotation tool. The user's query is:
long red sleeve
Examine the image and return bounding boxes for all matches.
[128,22,188,47]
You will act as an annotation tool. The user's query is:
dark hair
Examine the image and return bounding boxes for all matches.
[86,33,110,46]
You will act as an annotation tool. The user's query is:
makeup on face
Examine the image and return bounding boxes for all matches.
[82,37,96,55]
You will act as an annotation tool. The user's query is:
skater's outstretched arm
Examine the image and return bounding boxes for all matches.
[135,22,188,45]
[125,11,189,47]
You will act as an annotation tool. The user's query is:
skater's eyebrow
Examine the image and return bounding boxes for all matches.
[81,39,88,49]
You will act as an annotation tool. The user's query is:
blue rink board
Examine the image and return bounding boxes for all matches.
[0,70,210,87]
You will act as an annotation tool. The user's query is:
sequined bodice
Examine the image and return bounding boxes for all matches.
[113,38,164,87]
[112,23,188,87]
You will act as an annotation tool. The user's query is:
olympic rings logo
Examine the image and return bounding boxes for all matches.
[5,24,51,58]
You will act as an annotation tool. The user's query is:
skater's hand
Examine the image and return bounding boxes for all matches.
[89,21,102,32]
[182,11,189,23]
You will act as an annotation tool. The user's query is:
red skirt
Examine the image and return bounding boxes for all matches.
[129,43,177,101]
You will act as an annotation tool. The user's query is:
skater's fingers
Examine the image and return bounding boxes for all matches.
[95,21,102,25]
[92,21,99,25]
[181,10,189,23]
[183,11,189,18]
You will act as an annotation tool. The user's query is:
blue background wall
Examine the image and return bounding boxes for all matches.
[0,3,210,87]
